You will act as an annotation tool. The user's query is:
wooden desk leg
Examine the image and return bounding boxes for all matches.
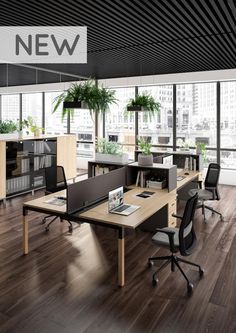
[23,208,29,255]
[118,228,125,287]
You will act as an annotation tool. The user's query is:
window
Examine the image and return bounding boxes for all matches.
[176,83,217,148]
[138,85,173,146]
[220,81,236,169]
[1,94,20,121]
[45,91,67,134]
[105,87,135,158]
[22,93,42,126]
[70,108,95,168]
[221,82,236,149]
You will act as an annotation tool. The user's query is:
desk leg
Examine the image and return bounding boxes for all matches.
[118,228,125,287]
[23,208,29,255]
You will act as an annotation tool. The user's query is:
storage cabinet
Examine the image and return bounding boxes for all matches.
[0,135,76,200]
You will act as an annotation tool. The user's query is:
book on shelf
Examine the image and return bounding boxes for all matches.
[136,171,141,186]
[140,170,150,188]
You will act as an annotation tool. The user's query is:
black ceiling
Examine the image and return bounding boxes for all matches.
[0,0,236,86]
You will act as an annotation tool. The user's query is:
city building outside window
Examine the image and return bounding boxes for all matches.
[1,94,20,121]
[105,87,135,159]
[138,85,173,147]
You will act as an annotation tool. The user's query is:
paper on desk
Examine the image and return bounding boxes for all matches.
[44,198,66,206]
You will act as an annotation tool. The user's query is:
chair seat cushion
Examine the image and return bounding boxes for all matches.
[152,222,193,248]
[189,188,213,200]
[152,227,180,247]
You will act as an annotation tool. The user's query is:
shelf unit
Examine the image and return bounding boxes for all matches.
[0,135,77,200]
[88,160,130,178]
[134,150,203,171]
[127,162,177,192]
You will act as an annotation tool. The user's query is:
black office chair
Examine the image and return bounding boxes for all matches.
[42,165,73,233]
[148,194,204,293]
[189,163,223,222]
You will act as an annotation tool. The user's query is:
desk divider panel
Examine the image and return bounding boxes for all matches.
[67,167,126,214]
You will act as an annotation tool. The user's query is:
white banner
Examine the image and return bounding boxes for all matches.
[0,26,87,63]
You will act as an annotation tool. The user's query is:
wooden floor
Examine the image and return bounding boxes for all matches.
[0,185,236,333]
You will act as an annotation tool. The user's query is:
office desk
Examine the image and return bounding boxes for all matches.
[22,171,200,287]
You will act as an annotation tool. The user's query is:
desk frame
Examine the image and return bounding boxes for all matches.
[22,171,200,287]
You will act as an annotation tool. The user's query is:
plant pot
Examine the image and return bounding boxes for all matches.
[33,129,40,137]
[127,105,146,112]
[138,153,153,166]
[18,130,23,139]
[95,153,129,164]
[63,101,82,109]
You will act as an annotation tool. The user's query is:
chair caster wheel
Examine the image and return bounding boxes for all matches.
[220,216,224,222]
[199,268,204,278]
[68,226,73,233]
[148,260,154,268]
[187,283,193,293]
[45,227,49,232]
[152,278,158,286]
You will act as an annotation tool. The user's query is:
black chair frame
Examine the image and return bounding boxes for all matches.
[148,194,204,293]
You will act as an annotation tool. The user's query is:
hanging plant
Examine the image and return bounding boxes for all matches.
[53,80,117,119]
[126,92,161,121]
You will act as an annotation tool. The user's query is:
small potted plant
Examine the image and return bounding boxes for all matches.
[95,137,129,164]
[196,142,206,160]
[21,116,44,137]
[137,137,153,166]
[126,92,161,121]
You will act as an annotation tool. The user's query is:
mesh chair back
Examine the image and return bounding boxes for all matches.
[179,193,198,256]
[45,165,67,193]
[204,163,221,200]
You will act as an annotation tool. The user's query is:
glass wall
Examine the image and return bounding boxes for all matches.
[221,81,236,168]
[1,94,20,121]
[22,93,42,126]
[45,91,67,134]
[176,83,217,165]
[70,108,94,164]
[138,85,173,146]
[105,87,135,158]
[0,79,236,170]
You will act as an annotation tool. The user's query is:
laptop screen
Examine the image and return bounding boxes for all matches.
[108,186,124,212]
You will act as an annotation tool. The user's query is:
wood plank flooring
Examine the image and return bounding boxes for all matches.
[0,185,236,333]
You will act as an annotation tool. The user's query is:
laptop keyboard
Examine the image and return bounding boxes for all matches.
[113,204,130,212]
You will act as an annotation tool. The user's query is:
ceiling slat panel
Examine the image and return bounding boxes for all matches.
[0,0,234,85]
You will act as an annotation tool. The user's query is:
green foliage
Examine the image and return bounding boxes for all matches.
[0,120,18,133]
[137,137,152,155]
[126,92,161,121]
[95,138,123,155]
[196,142,206,160]
[21,116,44,135]
[53,80,117,119]
[0,120,17,133]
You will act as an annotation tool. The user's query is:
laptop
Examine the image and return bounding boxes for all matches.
[108,186,140,216]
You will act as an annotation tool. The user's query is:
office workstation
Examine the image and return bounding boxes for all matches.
[0,1,236,332]
[22,166,200,287]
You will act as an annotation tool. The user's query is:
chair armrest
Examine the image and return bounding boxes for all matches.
[172,213,183,219]
[192,180,203,189]
[155,228,176,252]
